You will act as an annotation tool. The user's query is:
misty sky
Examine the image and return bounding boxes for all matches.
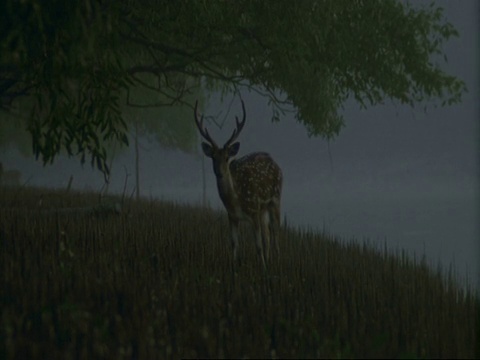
[2,1,479,288]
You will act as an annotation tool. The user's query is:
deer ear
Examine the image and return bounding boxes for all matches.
[201,142,214,157]
[228,142,240,157]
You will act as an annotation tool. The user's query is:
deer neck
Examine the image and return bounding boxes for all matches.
[215,163,239,214]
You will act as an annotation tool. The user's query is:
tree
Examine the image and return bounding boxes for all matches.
[119,74,203,198]
[0,0,465,178]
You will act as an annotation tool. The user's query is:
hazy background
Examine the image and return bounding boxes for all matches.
[2,1,478,288]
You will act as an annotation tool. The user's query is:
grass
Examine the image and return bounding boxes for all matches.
[0,186,478,359]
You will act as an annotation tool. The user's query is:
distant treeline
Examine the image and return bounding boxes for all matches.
[0,162,21,186]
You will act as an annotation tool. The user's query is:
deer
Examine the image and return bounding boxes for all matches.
[194,100,283,269]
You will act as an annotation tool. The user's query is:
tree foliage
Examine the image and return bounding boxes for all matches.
[0,0,465,178]
[121,73,201,153]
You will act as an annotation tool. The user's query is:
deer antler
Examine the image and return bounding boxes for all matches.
[194,100,218,148]
[224,100,246,148]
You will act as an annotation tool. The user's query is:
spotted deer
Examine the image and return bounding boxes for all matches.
[194,100,283,269]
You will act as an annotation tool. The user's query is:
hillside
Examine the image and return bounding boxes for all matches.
[0,186,478,358]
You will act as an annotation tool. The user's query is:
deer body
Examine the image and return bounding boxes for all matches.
[217,152,282,219]
[229,152,281,218]
[195,101,282,268]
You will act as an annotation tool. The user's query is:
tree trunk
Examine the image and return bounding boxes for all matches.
[135,118,140,200]
[200,137,207,207]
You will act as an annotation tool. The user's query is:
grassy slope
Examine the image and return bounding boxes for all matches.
[0,186,479,359]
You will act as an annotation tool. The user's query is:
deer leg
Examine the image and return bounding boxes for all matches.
[269,200,281,257]
[253,216,267,269]
[261,211,271,262]
[229,217,240,263]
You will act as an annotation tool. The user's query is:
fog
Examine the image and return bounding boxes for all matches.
[2,1,478,288]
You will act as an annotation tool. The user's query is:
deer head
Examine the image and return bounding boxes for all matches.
[194,100,246,178]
